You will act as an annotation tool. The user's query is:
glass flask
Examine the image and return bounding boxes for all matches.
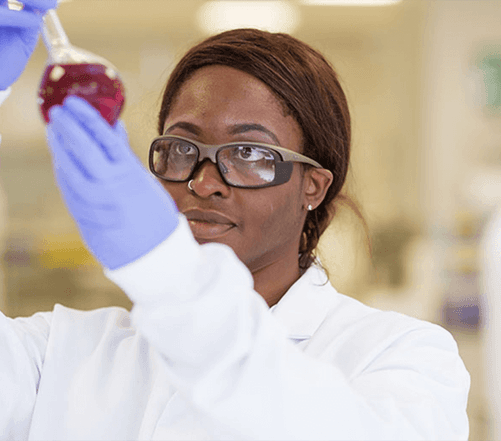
[38,9,125,125]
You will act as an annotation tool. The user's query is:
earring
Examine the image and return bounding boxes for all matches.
[307,204,313,211]
[187,180,194,192]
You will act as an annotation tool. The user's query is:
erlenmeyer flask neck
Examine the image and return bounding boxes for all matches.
[41,10,105,65]
[41,10,71,58]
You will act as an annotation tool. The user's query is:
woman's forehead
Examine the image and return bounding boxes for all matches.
[171,66,280,110]
[163,65,303,149]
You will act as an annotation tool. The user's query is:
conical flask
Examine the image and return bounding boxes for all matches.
[38,9,125,125]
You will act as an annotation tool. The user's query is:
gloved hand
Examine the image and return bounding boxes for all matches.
[0,0,57,90]
[46,96,179,270]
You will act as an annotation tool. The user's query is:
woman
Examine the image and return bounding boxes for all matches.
[0,2,470,440]
[151,29,345,306]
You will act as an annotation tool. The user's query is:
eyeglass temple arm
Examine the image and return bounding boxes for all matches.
[272,145,323,168]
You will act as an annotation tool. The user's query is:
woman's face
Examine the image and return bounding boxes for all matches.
[159,65,320,274]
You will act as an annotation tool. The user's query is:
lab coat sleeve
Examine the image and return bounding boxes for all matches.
[0,310,52,440]
[0,86,51,440]
[106,215,470,441]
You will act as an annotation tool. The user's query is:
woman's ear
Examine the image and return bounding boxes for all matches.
[303,168,334,210]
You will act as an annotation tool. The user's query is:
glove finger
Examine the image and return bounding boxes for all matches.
[110,120,133,161]
[0,8,41,26]
[48,111,96,182]
[47,123,92,189]
[56,166,117,228]
[48,104,114,181]
[55,167,118,229]
[63,96,131,164]
[47,124,119,228]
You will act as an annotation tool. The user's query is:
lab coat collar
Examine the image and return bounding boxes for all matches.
[270,264,340,342]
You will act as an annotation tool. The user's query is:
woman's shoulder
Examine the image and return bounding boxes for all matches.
[319,275,452,350]
[329,287,442,334]
[303,275,461,379]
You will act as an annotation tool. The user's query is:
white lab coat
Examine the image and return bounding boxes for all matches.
[0,88,470,440]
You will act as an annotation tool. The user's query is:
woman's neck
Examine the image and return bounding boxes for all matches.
[251,254,302,307]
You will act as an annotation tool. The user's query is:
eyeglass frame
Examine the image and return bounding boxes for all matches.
[148,134,324,189]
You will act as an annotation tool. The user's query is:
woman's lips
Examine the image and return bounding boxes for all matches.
[188,219,235,239]
[184,209,236,239]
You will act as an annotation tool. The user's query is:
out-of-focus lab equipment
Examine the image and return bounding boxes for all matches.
[482,206,501,441]
[38,7,125,125]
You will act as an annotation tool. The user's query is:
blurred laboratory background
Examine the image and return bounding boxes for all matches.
[1,0,500,438]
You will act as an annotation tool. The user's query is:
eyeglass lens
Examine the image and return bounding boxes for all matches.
[151,138,277,186]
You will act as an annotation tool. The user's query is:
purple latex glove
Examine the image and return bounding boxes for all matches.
[0,0,57,90]
[46,96,179,270]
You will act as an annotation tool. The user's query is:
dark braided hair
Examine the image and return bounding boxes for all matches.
[158,29,361,272]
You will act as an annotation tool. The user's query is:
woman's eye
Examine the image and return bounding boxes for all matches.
[173,142,196,155]
[236,146,270,161]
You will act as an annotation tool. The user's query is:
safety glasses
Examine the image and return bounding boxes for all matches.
[148,135,323,189]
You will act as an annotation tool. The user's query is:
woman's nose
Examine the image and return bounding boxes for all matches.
[189,159,231,198]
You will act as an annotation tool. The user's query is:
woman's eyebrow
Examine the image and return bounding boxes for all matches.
[163,122,201,136]
[164,122,281,145]
[229,123,281,145]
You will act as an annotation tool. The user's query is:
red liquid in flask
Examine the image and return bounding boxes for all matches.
[39,63,125,125]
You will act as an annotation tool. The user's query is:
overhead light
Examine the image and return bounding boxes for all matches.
[197,1,300,35]
[301,0,402,5]
[7,0,24,10]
